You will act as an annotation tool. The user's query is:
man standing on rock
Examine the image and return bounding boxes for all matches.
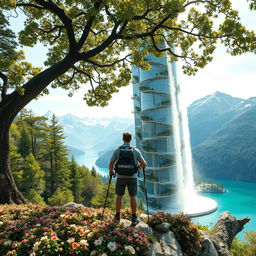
[109,132,147,226]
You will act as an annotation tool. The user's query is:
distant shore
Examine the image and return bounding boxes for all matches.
[194,179,227,193]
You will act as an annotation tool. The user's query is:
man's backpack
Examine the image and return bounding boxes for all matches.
[114,146,139,175]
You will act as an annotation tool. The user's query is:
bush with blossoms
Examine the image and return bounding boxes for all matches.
[148,212,202,256]
[0,204,150,256]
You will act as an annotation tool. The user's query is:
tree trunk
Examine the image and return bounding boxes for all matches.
[0,53,77,204]
[0,121,27,203]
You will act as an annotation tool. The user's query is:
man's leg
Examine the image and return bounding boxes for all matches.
[127,178,139,225]
[116,195,123,213]
[114,178,125,222]
[130,196,137,215]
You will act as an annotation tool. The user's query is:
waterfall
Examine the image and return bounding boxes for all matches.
[166,54,217,216]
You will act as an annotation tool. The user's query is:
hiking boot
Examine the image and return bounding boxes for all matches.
[131,216,139,226]
[113,213,120,222]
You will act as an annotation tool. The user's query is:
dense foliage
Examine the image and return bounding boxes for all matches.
[0,204,150,256]
[230,231,256,256]
[148,211,202,256]
[1,0,255,104]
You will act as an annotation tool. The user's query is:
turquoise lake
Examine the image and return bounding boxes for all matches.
[76,148,256,239]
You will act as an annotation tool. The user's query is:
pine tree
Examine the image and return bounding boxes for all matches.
[22,153,45,204]
[42,114,71,200]
[91,166,97,177]
[17,124,32,158]
[70,156,90,203]
[16,109,49,159]
[9,124,24,190]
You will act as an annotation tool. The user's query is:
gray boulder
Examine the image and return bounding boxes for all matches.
[63,202,84,208]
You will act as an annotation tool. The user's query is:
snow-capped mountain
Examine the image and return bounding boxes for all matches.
[43,112,134,151]
[188,91,256,146]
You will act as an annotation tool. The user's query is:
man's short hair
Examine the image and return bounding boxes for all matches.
[123,132,132,142]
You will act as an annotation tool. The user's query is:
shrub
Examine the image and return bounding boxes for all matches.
[148,212,202,256]
[48,188,74,206]
[230,237,250,256]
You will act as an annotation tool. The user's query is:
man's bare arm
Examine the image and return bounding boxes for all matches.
[139,160,147,169]
[109,160,115,176]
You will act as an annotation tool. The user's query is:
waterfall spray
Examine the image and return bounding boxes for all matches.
[165,50,217,215]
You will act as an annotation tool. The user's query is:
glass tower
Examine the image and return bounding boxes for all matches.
[132,54,178,211]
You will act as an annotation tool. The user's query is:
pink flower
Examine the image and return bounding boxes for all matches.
[127,236,133,242]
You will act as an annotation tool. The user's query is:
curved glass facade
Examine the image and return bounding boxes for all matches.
[132,55,178,211]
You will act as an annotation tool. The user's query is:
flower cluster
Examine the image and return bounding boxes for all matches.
[120,208,143,221]
[89,222,150,255]
[0,204,150,256]
[148,212,202,256]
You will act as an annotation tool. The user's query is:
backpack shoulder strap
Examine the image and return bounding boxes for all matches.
[116,145,124,161]
[129,146,137,163]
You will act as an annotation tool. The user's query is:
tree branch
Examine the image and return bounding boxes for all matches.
[184,0,220,8]
[33,0,77,53]
[16,3,45,10]
[56,69,77,86]
[38,25,64,34]
[160,25,230,39]
[0,72,9,100]
[79,20,121,59]
[86,54,132,68]
[77,0,104,50]
[150,35,186,59]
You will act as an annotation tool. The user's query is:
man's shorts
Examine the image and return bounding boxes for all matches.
[116,178,137,196]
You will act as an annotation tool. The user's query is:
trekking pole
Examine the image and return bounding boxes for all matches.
[100,174,112,224]
[142,168,149,223]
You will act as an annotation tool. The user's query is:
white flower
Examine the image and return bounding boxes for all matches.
[125,245,136,254]
[90,250,97,256]
[87,232,94,238]
[101,254,107,256]
[69,224,77,229]
[33,241,41,251]
[94,236,103,246]
[80,239,89,246]
[0,221,3,225]
[40,236,48,241]
[29,253,36,256]
[60,214,65,218]
[107,241,117,252]
[3,240,12,246]
[67,237,75,243]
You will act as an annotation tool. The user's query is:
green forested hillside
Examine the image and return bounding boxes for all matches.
[9,109,130,207]
[193,105,256,182]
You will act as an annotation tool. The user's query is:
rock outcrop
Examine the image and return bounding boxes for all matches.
[142,211,249,256]
[199,211,250,256]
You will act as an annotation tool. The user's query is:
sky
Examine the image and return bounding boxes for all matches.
[11,2,256,119]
